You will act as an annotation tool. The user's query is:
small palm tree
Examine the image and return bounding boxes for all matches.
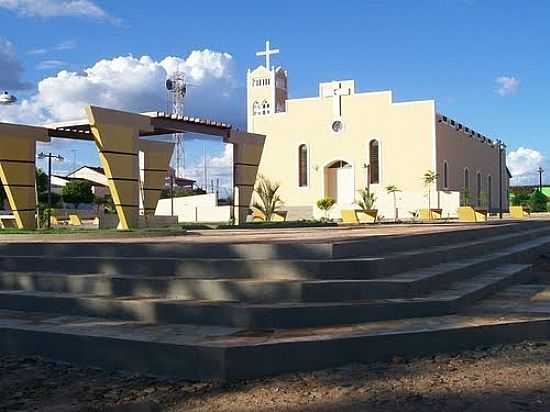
[357,188,376,210]
[423,170,439,219]
[252,175,283,222]
[385,185,401,222]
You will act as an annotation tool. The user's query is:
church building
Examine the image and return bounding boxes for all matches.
[247,42,509,220]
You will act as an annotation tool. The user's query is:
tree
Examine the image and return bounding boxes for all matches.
[511,188,531,207]
[36,169,48,195]
[356,188,376,210]
[528,190,548,212]
[252,175,283,222]
[317,198,336,221]
[62,180,94,209]
[385,185,401,222]
[423,170,439,217]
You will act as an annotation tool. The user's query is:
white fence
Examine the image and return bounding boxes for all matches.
[155,193,231,223]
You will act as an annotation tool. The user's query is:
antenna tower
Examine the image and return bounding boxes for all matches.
[166,70,187,178]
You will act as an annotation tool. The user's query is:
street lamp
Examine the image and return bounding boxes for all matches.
[37,152,64,229]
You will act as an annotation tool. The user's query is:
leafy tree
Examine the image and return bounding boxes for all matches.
[385,185,401,222]
[422,170,439,214]
[252,175,283,222]
[38,191,62,208]
[36,169,48,195]
[511,189,531,207]
[62,180,94,209]
[528,190,548,212]
[317,198,336,221]
[356,188,376,210]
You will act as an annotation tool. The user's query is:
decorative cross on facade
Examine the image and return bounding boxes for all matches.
[256,40,280,70]
[327,82,351,117]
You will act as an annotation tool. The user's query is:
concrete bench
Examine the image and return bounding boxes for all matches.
[458,206,487,223]
[510,206,530,219]
[418,208,443,220]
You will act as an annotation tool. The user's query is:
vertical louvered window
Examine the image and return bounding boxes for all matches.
[443,161,449,189]
[369,140,380,184]
[298,144,308,187]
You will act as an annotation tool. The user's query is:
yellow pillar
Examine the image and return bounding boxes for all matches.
[85,106,154,230]
[226,130,265,225]
[138,140,175,216]
[0,123,49,230]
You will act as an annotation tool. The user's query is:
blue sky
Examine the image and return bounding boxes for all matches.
[0,0,548,186]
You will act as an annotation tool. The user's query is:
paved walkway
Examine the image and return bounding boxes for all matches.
[0,219,540,245]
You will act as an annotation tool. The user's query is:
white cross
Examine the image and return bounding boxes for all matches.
[256,40,280,70]
[326,82,351,117]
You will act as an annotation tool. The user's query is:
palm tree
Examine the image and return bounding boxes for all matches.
[357,188,376,210]
[252,175,283,222]
[423,170,439,219]
[385,185,401,222]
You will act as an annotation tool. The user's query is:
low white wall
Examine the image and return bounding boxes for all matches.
[155,193,231,223]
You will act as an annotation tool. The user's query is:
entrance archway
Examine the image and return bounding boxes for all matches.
[324,160,354,205]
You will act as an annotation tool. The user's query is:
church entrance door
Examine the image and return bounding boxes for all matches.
[325,161,354,205]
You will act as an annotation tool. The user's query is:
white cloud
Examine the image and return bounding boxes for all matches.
[36,59,67,70]
[496,76,520,96]
[0,49,243,125]
[507,147,544,185]
[28,40,77,56]
[0,37,29,90]
[0,0,117,22]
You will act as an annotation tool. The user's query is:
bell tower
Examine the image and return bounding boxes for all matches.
[247,40,288,132]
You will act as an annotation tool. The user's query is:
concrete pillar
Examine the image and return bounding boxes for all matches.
[138,140,175,216]
[0,123,50,229]
[85,106,154,230]
[227,130,265,225]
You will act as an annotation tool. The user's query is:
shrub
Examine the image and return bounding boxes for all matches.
[528,190,548,212]
[356,188,376,210]
[317,198,336,220]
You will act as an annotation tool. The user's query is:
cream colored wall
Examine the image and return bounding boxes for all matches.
[436,121,507,211]
[251,88,439,219]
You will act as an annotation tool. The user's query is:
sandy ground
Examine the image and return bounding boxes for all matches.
[2,340,550,412]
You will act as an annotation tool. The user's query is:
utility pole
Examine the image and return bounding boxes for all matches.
[497,140,503,219]
[37,152,64,229]
[538,166,544,192]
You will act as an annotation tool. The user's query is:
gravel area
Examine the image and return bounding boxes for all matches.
[3,340,550,411]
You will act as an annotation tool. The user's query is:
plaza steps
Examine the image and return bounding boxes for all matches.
[0,264,533,328]
[2,308,550,381]
[0,224,548,281]
[1,221,550,380]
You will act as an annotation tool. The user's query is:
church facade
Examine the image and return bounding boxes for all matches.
[247,43,509,220]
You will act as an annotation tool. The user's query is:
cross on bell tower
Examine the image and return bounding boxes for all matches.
[256,40,280,70]
[247,40,288,132]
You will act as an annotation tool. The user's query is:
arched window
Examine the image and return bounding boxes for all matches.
[369,140,380,184]
[262,100,270,115]
[298,144,308,187]
[443,161,449,189]
[476,172,482,207]
[252,101,261,116]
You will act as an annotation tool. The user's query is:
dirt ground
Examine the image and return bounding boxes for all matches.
[2,340,550,412]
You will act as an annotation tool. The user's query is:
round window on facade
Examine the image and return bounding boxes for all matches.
[331,120,344,133]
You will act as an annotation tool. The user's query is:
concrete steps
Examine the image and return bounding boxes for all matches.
[0,264,533,328]
[0,226,548,281]
[2,309,550,380]
[1,220,550,380]
[0,234,548,303]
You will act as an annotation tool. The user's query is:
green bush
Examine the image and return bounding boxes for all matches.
[317,197,336,221]
[528,190,548,212]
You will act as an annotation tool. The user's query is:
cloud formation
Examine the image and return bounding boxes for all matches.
[507,147,544,185]
[0,37,30,90]
[28,40,77,56]
[0,49,243,126]
[0,0,114,20]
[496,76,520,96]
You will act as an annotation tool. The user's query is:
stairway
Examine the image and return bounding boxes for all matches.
[1,221,550,380]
